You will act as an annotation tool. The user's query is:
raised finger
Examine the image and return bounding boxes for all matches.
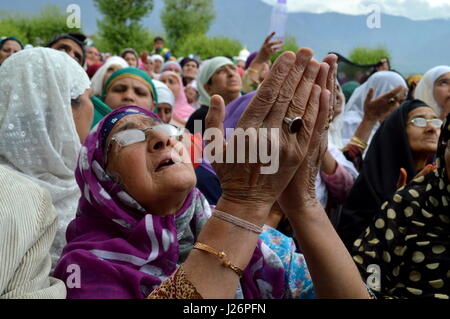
[265,48,316,126]
[281,58,321,125]
[205,95,226,159]
[380,85,404,101]
[315,62,329,91]
[295,84,322,149]
[306,87,331,151]
[365,87,375,104]
[238,51,297,128]
[265,32,276,44]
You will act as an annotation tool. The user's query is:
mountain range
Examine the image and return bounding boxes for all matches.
[1,0,449,75]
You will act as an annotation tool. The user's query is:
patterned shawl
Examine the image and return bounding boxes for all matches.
[53,106,285,299]
[352,111,450,299]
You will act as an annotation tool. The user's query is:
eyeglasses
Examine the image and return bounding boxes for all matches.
[105,124,184,163]
[409,117,443,128]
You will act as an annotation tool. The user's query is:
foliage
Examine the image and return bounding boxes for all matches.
[161,0,215,51]
[349,46,391,65]
[175,34,242,60]
[93,0,155,54]
[0,5,82,46]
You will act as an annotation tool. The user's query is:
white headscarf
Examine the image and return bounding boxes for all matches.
[0,47,91,265]
[90,56,128,97]
[197,57,234,107]
[341,71,407,146]
[414,65,450,117]
[329,82,346,149]
[153,80,175,108]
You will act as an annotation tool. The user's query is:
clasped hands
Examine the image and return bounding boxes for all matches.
[205,48,338,225]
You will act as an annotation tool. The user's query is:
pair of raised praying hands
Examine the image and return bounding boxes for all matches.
[206,48,338,223]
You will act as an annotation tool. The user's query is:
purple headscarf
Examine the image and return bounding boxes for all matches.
[54,105,285,299]
[245,52,258,70]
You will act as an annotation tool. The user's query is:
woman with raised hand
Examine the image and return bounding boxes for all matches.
[53,48,371,299]
[352,111,450,299]
[341,72,408,171]
[152,49,371,299]
[338,99,441,249]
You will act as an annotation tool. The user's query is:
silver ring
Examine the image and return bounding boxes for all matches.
[283,116,303,134]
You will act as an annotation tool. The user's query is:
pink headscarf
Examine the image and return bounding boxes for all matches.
[160,71,195,125]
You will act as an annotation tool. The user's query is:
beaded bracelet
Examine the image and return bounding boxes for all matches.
[212,209,263,234]
[193,242,244,277]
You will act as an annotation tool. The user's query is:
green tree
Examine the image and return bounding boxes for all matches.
[0,20,28,43]
[94,0,154,54]
[349,46,391,65]
[175,34,242,60]
[161,0,215,51]
[0,5,82,46]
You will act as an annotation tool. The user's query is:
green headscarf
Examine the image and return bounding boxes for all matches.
[91,96,112,128]
[91,67,158,128]
[102,67,158,103]
[341,81,360,103]
[197,57,234,107]
[0,36,24,50]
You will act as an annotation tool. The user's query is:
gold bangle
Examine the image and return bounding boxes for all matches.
[193,242,244,277]
[348,141,367,150]
[247,67,259,73]
[351,136,368,147]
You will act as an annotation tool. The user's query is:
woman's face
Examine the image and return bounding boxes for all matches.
[433,72,450,119]
[124,53,138,67]
[164,65,181,75]
[144,58,154,73]
[154,59,163,73]
[104,77,154,111]
[205,64,242,103]
[185,86,198,104]
[157,103,173,124]
[160,74,180,100]
[87,48,100,63]
[406,107,441,157]
[182,61,198,79]
[72,89,94,143]
[0,40,21,65]
[105,114,196,215]
[102,64,124,88]
[333,82,345,119]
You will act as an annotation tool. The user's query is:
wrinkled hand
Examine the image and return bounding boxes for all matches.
[363,85,407,123]
[205,48,329,223]
[254,32,283,63]
[278,54,337,216]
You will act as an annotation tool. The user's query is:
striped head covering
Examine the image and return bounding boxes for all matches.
[53,105,286,299]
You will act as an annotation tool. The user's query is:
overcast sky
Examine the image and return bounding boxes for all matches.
[261,0,450,20]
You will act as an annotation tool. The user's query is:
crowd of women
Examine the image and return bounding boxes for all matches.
[0,30,449,300]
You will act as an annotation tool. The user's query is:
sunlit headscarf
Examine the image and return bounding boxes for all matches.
[414,66,450,116]
[197,57,234,107]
